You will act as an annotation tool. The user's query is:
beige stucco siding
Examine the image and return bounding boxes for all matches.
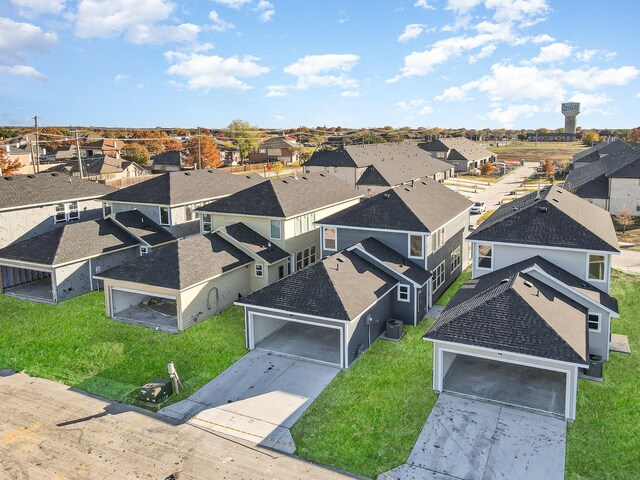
[608,178,640,215]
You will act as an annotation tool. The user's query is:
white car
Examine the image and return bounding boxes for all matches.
[470,201,486,214]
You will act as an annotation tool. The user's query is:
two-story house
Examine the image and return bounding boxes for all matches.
[100,169,263,238]
[423,186,620,421]
[248,137,300,164]
[304,143,454,196]
[0,172,115,248]
[234,179,471,368]
[195,172,364,273]
[418,137,496,173]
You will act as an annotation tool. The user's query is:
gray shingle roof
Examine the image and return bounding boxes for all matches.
[197,172,362,218]
[151,150,186,167]
[111,210,176,247]
[237,250,398,321]
[0,172,115,211]
[218,222,289,264]
[424,272,588,364]
[317,178,472,233]
[349,237,431,286]
[418,138,495,162]
[101,169,263,207]
[96,233,253,290]
[572,139,631,164]
[0,218,138,266]
[468,186,619,252]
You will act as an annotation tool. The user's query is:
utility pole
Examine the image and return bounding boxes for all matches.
[197,126,201,169]
[33,115,40,173]
[74,130,85,179]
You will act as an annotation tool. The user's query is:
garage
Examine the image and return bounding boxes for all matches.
[1,265,54,303]
[248,312,344,367]
[110,287,178,332]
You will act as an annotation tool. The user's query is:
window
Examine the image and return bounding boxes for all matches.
[636,198,640,212]
[433,261,446,292]
[431,227,445,252]
[270,219,281,240]
[437,151,445,159]
[54,202,80,223]
[103,202,112,217]
[294,213,316,235]
[160,207,170,226]
[278,265,285,279]
[451,246,461,272]
[295,247,316,271]
[324,227,337,251]
[477,244,493,269]
[185,205,193,221]
[588,254,605,281]
[397,284,410,302]
[201,213,212,232]
[409,234,424,258]
[588,313,601,332]
[140,246,149,255]
[255,264,263,277]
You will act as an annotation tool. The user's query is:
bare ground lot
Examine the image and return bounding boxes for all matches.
[488,141,586,163]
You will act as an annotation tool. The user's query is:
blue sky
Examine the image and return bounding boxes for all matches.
[0,0,638,129]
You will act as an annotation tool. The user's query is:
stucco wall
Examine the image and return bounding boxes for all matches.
[609,178,640,215]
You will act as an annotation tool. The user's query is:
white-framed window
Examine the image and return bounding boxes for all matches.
[140,245,149,255]
[323,227,337,251]
[451,246,461,272]
[437,151,445,159]
[270,219,281,240]
[588,254,605,281]
[433,260,446,292]
[294,212,317,235]
[201,213,213,232]
[310,245,317,263]
[477,244,493,269]
[54,202,80,223]
[185,205,193,221]
[409,234,424,258]
[103,202,112,217]
[255,264,263,277]
[588,312,601,332]
[160,207,170,226]
[397,284,410,302]
[431,227,445,252]
[295,246,317,271]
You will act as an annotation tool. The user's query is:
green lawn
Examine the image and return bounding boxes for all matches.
[0,292,247,405]
[436,267,472,306]
[293,269,640,479]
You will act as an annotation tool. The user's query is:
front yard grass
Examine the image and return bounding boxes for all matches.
[0,292,247,406]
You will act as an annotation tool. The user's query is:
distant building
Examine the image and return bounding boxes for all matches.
[248,137,300,164]
[418,137,496,172]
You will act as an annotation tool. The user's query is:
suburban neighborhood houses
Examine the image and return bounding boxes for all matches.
[1,1,640,479]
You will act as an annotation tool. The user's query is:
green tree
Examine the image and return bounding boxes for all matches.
[271,161,284,177]
[227,119,261,162]
[582,130,600,146]
[121,142,150,166]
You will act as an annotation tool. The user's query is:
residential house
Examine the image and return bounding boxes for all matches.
[0,172,115,248]
[195,172,363,274]
[50,154,148,182]
[316,178,472,307]
[304,143,454,196]
[100,169,263,238]
[423,186,621,420]
[96,228,289,332]
[216,139,241,165]
[571,139,631,169]
[3,143,35,175]
[248,137,300,164]
[151,150,190,173]
[418,137,496,173]
[565,141,640,215]
[80,139,124,158]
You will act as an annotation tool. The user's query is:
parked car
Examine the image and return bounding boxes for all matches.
[470,201,486,214]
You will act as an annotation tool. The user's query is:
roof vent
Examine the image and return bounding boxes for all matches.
[3,176,13,180]
[184,172,191,176]
[26,174,35,178]
[302,176,307,180]
[539,206,548,213]
[207,169,214,173]
[552,198,559,203]
[282,180,288,184]
[383,193,391,198]
[523,280,533,288]
[50,172,59,177]
[499,278,510,284]
[319,173,325,177]
[404,187,411,192]
[337,257,344,263]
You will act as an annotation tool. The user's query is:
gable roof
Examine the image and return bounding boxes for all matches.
[260,137,299,150]
[0,172,115,212]
[151,150,186,167]
[111,210,176,247]
[0,218,138,267]
[349,237,431,286]
[96,233,253,290]
[50,155,141,176]
[317,178,472,233]
[572,139,630,164]
[424,271,588,365]
[418,138,495,162]
[237,250,398,321]
[197,172,362,218]
[468,186,619,252]
[217,222,289,264]
[101,169,263,207]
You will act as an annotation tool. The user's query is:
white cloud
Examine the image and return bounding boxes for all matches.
[136,83,144,88]
[414,0,435,10]
[254,0,275,22]
[75,0,197,45]
[568,92,611,111]
[0,17,57,59]
[340,90,361,97]
[114,73,128,83]
[446,0,482,14]
[435,85,473,102]
[468,44,496,63]
[480,103,540,128]
[209,10,235,32]
[0,64,47,81]
[486,0,550,24]
[576,49,617,63]
[266,85,289,97]
[398,24,426,42]
[635,92,640,99]
[214,0,252,8]
[165,51,269,91]
[565,66,639,90]
[532,33,554,44]
[531,42,573,64]
[10,0,65,17]
[395,98,432,115]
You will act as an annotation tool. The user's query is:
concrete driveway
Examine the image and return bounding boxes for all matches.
[159,350,340,453]
[380,393,566,480]
[613,249,640,275]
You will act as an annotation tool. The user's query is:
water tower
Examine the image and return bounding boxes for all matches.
[561,102,580,134]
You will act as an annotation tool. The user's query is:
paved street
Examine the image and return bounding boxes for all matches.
[613,249,640,275]
[0,370,354,480]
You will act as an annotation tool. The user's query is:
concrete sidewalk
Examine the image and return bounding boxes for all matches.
[379,393,566,480]
[0,370,354,480]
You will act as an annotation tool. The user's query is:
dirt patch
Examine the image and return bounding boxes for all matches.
[489,141,585,163]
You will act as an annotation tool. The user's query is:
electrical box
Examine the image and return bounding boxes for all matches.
[140,378,172,403]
